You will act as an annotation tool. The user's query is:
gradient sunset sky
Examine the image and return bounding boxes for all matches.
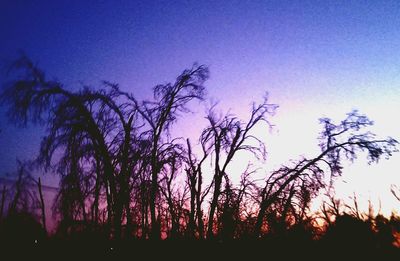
[1,1,399,215]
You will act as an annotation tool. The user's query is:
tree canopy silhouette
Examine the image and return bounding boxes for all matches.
[1,56,399,251]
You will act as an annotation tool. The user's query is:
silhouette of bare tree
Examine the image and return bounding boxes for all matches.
[254,110,398,237]
[1,55,399,256]
[200,95,277,238]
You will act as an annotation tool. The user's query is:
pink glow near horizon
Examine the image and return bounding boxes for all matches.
[1,1,400,226]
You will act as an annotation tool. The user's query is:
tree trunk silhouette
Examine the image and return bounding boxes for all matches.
[37,177,47,234]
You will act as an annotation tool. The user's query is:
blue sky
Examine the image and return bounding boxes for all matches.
[1,0,399,212]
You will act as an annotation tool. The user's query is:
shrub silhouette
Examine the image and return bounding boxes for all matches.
[323,214,375,249]
[0,211,46,244]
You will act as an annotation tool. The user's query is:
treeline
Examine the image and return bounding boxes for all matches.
[0,56,399,249]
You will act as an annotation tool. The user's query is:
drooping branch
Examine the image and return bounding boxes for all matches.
[254,110,398,237]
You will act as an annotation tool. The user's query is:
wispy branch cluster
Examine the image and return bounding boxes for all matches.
[0,56,397,243]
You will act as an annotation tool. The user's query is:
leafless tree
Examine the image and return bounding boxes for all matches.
[159,142,186,238]
[2,55,399,246]
[1,56,141,238]
[218,166,258,240]
[131,64,209,239]
[200,95,277,238]
[254,110,398,237]
[8,161,39,215]
[185,138,211,239]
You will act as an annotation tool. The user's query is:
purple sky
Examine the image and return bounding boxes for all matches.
[1,1,399,214]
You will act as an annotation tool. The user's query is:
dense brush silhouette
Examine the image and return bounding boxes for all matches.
[324,214,375,248]
[0,55,399,257]
[0,211,46,243]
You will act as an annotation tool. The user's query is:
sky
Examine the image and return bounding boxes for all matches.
[0,0,399,216]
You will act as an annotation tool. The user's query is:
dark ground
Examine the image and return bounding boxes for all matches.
[1,237,399,260]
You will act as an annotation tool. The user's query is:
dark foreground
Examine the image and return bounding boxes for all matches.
[1,238,399,260]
